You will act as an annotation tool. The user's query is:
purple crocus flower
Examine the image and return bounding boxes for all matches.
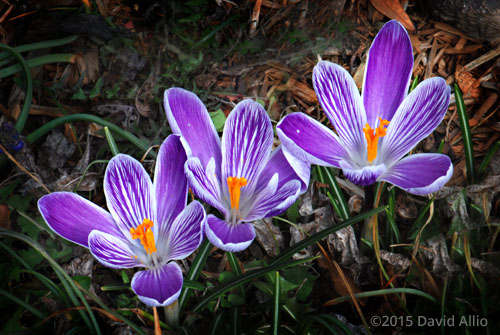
[277,20,453,195]
[163,88,310,252]
[38,135,206,307]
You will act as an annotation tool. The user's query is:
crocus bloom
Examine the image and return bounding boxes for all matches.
[38,135,206,307]
[277,20,452,195]
[164,88,310,252]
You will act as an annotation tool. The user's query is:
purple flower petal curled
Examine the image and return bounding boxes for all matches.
[164,88,222,172]
[246,174,301,221]
[277,112,348,168]
[380,153,453,195]
[255,146,310,194]
[339,160,387,186]
[313,61,367,160]
[205,214,255,252]
[131,262,183,307]
[88,230,142,269]
[154,135,188,235]
[38,192,121,248]
[185,157,227,216]
[160,201,206,261]
[104,154,155,238]
[363,20,414,126]
[380,77,451,165]
[221,99,273,197]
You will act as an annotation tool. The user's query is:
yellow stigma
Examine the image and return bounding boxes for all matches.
[363,117,390,163]
[227,176,248,210]
[130,218,157,255]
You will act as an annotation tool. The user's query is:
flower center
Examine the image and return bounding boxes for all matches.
[363,117,390,163]
[130,218,157,255]
[227,176,248,210]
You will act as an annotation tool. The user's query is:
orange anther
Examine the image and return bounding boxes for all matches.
[227,177,248,210]
[130,218,157,254]
[363,117,390,163]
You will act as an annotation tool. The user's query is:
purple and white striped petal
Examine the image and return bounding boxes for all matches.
[339,160,387,186]
[380,153,453,195]
[277,112,348,168]
[104,154,155,238]
[380,77,451,165]
[363,20,414,126]
[255,146,310,194]
[221,99,273,196]
[159,201,205,261]
[88,230,142,269]
[313,61,367,162]
[154,135,188,235]
[205,214,255,252]
[131,262,183,307]
[246,174,301,221]
[38,192,122,248]
[185,157,227,216]
[164,88,222,172]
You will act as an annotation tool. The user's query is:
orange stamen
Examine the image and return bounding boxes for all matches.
[130,219,157,254]
[227,176,248,209]
[363,117,390,163]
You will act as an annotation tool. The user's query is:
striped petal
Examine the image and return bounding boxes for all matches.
[205,214,255,252]
[380,153,453,195]
[131,262,183,307]
[255,145,310,194]
[246,174,301,221]
[221,99,273,204]
[154,135,188,235]
[277,112,348,168]
[363,20,414,126]
[313,61,367,163]
[380,77,451,165]
[104,154,155,238]
[88,230,142,269]
[159,201,206,261]
[164,88,222,172]
[38,192,122,248]
[339,160,387,186]
[185,156,227,216]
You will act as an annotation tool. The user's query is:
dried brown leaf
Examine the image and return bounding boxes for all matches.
[369,0,415,31]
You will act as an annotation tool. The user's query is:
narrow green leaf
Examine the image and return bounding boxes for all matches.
[327,287,439,305]
[0,288,46,319]
[454,84,475,183]
[316,166,350,220]
[104,126,120,156]
[193,256,318,312]
[477,141,500,181]
[0,53,75,78]
[272,271,280,335]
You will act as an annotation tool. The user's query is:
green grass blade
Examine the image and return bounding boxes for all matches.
[0,228,101,334]
[326,287,439,305]
[26,114,154,158]
[0,288,47,319]
[0,53,75,78]
[0,43,32,133]
[21,269,68,304]
[478,141,500,180]
[306,315,340,335]
[270,207,386,265]
[193,256,319,312]
[0,35,78,62]
[272,271,280,335]
[316,166,350,220]
[104,126,120,156]
[73,160,109,192]
[409,75,419,92]
[317,314,353,335]
[178,239,212,311]
[454,84,475,183]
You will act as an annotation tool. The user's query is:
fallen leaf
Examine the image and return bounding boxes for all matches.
[369,0,415,31]
[0,204,11,229]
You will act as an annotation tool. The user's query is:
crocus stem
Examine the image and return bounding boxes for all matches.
[163,300,179,328]
[361,185,376,251]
